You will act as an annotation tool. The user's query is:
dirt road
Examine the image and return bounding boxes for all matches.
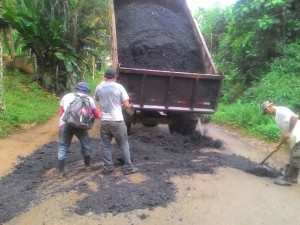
[0,116,300,225]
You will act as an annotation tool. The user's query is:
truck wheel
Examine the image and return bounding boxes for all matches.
[168,124,175,134]
[173,120,197,135]
[142,123,158,127]
[167,113,198,135]
[140,111,160,127]
[184,120,198,135]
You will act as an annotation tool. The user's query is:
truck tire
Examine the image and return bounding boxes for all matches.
[141,110,159,127]
[168,124,175,134]
[172,120,198,135]
[142,123,158,127]
[167,113,198,135]
[184,120,198,135]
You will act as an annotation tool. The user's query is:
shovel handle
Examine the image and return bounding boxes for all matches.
[259,150,278,165]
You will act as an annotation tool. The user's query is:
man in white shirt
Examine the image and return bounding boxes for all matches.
[94,67,138,175]
[262,101,300,186]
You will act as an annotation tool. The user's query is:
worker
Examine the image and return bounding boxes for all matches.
[96,59,102,71]
[94,67,138,175]
[57,82,101,179]
[262,101,300,186]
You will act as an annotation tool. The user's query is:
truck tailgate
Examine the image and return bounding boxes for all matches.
[119,67,222,113]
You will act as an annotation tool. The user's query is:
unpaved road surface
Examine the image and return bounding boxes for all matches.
[0,116,300,225]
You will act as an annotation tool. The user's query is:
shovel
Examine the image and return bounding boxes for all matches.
[259,149,279,165]
[249,149,280,177]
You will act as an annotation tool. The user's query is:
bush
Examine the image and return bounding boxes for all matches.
[241,40,300,111]
[212,101,280,142]
[0,70,59,137]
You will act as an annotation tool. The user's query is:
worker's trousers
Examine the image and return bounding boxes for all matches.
[290,141,300,168]
[100,121,133,171]
[284,141,300,181]
[58,124,91,160]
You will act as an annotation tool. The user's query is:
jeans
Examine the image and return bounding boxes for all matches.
[100,121,133,171]
[58,124,91,160]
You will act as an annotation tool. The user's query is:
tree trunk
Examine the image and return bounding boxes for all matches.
[9,25,15,58]
[0,31,5,111]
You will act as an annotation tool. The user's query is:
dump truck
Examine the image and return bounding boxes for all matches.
[109,0,223,135]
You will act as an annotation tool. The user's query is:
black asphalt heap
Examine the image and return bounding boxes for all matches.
[115,2,202,73]
[0,131,281,223]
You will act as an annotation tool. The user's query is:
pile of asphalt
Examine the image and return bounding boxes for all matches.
[115,1,203,73]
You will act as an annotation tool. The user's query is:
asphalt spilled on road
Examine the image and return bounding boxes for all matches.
[0,130,281,223]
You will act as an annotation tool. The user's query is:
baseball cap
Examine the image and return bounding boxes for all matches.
[75,82,90,94]
[104,67,117,78]
[261,101,274,114]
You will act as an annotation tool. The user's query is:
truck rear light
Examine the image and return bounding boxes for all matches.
[197,101,211,105]
[175,100,188,104]
[150,98,162,103]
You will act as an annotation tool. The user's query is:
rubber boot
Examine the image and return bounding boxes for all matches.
[291,167,299,184]
[58,160,65,179]
[274,164,293,186]
[84,156,91,172]
[285,164,299,183]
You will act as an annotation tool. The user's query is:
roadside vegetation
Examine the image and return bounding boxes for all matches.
[2,0,109,94]
[0,68,103,138]
[1,0,299,142]
[196,0,300,142]
[0,0,108,138]
[0,70,58,137]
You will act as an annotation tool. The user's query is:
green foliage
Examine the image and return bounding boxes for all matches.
[2,0,109,94]
[196,0,300,143]
[212,101,280,141]
[0,68,104,138]
[0,70,59,137]
[212,39,300,142]
[2,29,27,56]
[78,64,105,95]
[2,0,77,93]
[241,39,300,110]
[198,0,300,102]
[194,7,231,53]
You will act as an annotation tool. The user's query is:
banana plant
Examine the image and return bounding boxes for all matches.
[2,0,109,93]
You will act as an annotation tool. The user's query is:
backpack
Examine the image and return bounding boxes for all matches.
[62,93,95,129]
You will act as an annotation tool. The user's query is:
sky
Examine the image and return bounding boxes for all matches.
[186,0,238,11]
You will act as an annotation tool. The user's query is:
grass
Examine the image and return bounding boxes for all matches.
[211,101,281,142]
[0,66,282,143]
[85,70,104,94]
[0,69,104,138]
[1,67,281,142]
[0,70,59,137]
